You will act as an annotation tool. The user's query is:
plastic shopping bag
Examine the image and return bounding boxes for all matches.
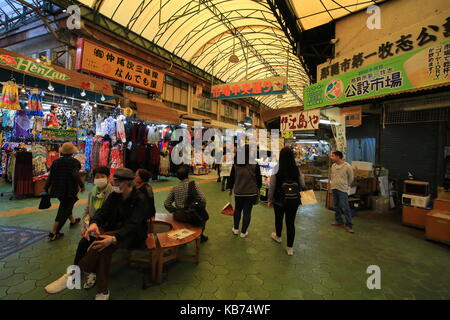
[300,190,318,205]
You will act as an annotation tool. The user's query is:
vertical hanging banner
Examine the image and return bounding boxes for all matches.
[211,77,287,100]
[76,38,164,93]
[280,109,321,131]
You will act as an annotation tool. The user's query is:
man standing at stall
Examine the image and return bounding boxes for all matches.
[330,150,355,233]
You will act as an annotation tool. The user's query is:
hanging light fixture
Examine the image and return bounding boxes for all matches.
[100,94,105,101]
[63,98,68,104]
[94,103,97,108]
[80,89,86,97]
[21,87,26,93]
[229,34,239,64]
[48,82,54,91]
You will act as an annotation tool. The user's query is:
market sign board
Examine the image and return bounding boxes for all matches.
[280,109,320,131]
[211,77,287,100]
[318,12,450,81]
[76,38,164,93]
[304,39,450,110]
[42,128,77,142]
[0,54,70,81]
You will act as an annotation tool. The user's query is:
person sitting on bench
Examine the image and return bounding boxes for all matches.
[44,168,150,300]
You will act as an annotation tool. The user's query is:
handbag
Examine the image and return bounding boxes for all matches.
[174,181,209,226]
[38,194,51,210]
[221,195,234,216]
[299,189,318,205]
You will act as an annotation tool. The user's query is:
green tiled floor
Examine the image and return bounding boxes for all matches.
[0,178,449,300]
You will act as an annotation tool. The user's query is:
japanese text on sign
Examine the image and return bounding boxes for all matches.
[280,110,321,131]
[318,14,450,80]
[76,38,164,93]
[211,77,287,100]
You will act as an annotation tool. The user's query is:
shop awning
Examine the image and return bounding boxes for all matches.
[0,48,114,97]
[209,120,241,130]
[126,93,180,124]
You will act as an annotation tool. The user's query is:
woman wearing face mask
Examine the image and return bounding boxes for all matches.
[76,166,113,289]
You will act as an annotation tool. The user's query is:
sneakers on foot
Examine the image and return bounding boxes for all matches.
[286,247,294,256]
[83,273,96,290]
[232,228,239,235]
[346,227,355,234]
[331,223,345,227]
[240,232,248,238]
[44,273,69,294]
[70,218,81,227]
[95,291,110,300]
[271,232,282,243]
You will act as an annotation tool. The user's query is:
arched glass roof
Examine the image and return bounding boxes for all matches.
[76,0,309,109]
[289,0,387,31]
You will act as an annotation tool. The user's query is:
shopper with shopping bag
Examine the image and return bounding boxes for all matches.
[227,145,262,238]
[268,147,305,256]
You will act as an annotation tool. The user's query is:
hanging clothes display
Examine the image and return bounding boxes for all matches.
[79,102,94,131]
[110,144,124,177]
[13,149,34,195]
[160,154,170,176]
[105,116,116,138]
[27,89,45,115]
[0,81,21,110]
[84,136,93,171]
[46,150,59,169]
[56,105,69,130]
[13,110,31,139]
[116,115,126,142]
[45,105,59,128]
[31,144,47,177]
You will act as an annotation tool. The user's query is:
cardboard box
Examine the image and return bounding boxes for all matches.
[33,179,46,196]
[425,209,450,245]
[434,199,450,211]
[402,205,431,229]
[352,161,373,171]
[354,169,372,178]
[372,196,390,213]
[437,187,450,202]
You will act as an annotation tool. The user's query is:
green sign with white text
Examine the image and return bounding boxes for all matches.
[304,39,450,110]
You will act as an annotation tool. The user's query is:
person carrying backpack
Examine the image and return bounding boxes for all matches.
[268,147,305,256]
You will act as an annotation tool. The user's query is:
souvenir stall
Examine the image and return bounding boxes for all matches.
[0,78,124,198]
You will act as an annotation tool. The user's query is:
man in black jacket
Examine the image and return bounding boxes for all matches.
[45,168,150,300]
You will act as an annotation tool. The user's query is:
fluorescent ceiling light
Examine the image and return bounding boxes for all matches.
[296,140,321,144]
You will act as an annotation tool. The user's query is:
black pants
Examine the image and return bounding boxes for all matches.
[234,196,257,233]
[74,237,95,265]
[55,197,77,228]
[273,203,299,247]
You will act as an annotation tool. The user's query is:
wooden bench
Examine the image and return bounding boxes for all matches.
[128,213,202,285]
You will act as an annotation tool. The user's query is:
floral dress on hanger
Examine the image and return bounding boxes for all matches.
[0,81,21,110]
[27,89,44,116]
[79,102,94,131]
[57,106,69,130]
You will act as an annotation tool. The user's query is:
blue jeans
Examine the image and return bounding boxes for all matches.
[332,189,352,228]
[234,196,257,233]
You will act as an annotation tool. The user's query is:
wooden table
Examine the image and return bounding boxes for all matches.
[148,213,202,284]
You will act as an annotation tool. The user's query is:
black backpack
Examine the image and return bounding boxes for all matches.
[280,180,300,206]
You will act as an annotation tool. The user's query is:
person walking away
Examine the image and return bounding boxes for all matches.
[268,147,305,256]
[44,142,84,241]
[220,152,233,192]
[164,165,209,242]
[227,145,262,238]
[44,168,150,300]
[134,168,156,218]
[77,166,113,289]
[330,150,355,233]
